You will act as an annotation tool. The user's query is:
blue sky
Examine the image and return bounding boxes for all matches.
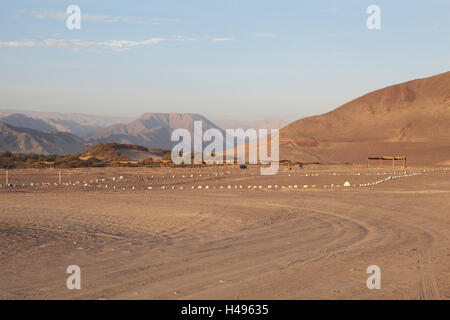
[0,0,449,121]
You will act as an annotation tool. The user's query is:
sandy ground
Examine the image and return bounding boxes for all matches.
[0,165,449,299]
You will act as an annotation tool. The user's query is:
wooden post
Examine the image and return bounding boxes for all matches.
[392,158,395,168]
[379,157,382,168]
[59,171,62,185]
[5,169,8,187]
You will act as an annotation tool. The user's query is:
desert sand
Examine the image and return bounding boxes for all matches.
[0,165,449,299]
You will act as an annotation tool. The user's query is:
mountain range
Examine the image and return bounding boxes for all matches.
[0,122,87,155]
[88,112,223,150]
[0,111,288,155]
[0,112,228,155]
[0,110,131,137]
[1,70,449,165]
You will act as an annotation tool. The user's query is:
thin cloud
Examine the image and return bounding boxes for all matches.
[211,38,234,42]
[0,38,166,51]
[0,37,203,51]
[0,40,39,47]
[14,10,180,25]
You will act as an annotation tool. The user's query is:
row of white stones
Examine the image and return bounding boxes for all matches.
[1,168,447,189]
[357,171,422,187]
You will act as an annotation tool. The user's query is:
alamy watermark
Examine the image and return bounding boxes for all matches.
[65,4,380,32]
[66,5,81,30]
[366,265,381,289]
[66,265,81,289]
[171,121,279,175]
[366,5,381,30]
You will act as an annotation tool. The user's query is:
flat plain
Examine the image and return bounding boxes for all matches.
[0,165,449,299]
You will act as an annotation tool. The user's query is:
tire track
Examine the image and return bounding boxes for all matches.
[418,255,440,300]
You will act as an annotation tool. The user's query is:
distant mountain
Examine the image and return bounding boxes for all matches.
[278,71,450,165]
[214,118,289,131]
[89,113,224,149]
[0,122,87,155]
[0,113,56,132]
[0,110,131,137]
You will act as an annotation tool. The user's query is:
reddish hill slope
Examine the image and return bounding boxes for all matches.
[279,71,450,165]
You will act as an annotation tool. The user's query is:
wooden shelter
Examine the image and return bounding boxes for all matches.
[367,156,407,168]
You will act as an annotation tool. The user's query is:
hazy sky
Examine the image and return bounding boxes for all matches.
[0,0,449,121]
